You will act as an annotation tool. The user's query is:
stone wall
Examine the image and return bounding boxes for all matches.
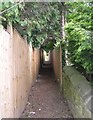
[63,66,92,118]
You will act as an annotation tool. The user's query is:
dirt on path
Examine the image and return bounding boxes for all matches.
[21,64,73,118]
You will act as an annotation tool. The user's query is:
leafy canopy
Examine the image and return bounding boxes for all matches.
[0,2,62,52]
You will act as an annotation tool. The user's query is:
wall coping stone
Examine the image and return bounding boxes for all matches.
[63,66,93,113]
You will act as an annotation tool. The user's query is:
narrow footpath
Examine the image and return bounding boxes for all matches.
[21,64,73,118]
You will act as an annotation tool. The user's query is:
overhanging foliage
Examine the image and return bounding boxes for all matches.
[0,1,93,74]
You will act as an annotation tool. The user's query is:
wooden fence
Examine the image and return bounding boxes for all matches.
[0,26,40,119]
[52,48,61,82]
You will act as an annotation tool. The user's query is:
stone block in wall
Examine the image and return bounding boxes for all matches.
[63,66,92,118]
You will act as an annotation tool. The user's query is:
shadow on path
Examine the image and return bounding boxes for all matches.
[21,64,73,118]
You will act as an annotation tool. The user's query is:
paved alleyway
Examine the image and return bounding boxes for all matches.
[21,64,73,118]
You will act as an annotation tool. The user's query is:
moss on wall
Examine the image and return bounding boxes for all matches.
[62,66,92,118]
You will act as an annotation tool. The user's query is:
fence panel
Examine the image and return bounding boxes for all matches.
[0,26,40,119]
[0,28,13,118]
[52,49,60,82]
